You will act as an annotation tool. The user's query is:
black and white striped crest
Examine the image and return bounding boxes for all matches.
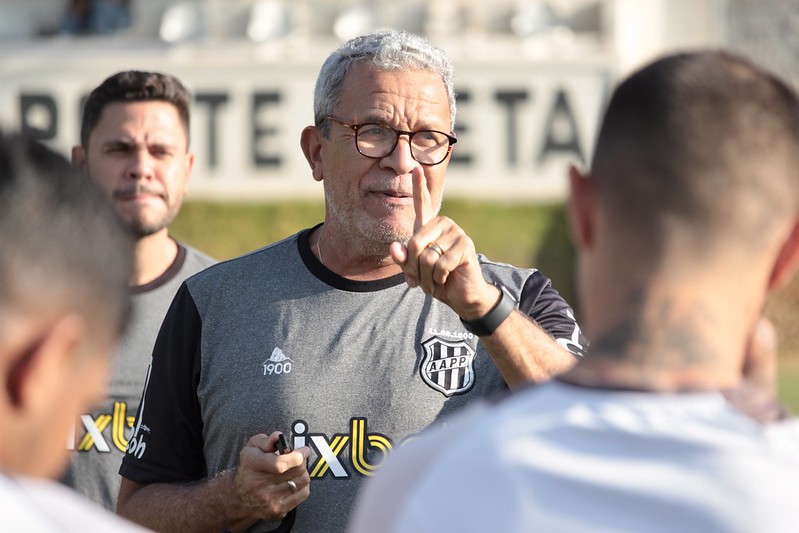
[420,337,477,397]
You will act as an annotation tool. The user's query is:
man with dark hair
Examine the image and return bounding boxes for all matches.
[116,30,585,532]
[350,50,799,532]
[63,70,215,510]
[0,131,146,531]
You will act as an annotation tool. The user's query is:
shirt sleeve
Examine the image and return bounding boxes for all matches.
[518,271,588,358]
[119,282,207,483]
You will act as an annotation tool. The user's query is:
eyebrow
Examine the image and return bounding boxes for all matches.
[103,139,134,148]
[358,115,448,132]
[102,139,176,151]
[349,113,390,126]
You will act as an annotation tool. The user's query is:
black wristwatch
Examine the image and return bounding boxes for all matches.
[460,283,516,336]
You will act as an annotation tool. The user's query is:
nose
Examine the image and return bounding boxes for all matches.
[126,148,154,180]
[379,134,419,175]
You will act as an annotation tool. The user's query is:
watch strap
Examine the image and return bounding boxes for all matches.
[460,283,516,336]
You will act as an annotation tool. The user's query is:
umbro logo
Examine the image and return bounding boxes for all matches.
[263,347,295,376]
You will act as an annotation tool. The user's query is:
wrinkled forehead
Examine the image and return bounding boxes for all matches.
[336,63,451,128]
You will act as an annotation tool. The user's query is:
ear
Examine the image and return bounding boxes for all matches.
[182,151,196,193]
[567,164,596,250]
[71,145,86,171]
[6,315,87,412]
[768,220,799,291]
[300,126,325,182]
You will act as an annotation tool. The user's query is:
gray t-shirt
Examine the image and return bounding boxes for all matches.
[63,242,215,510]
[120,227,585,532]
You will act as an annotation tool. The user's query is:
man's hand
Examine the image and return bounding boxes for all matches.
[389,168,577,388]
[116,431,311,533]
[723,316,788,423]
[742,316,779,399]
[390,167,498,320]
[233,432,311,524]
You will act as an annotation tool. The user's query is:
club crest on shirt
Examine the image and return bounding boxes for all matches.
[420,337,476,397]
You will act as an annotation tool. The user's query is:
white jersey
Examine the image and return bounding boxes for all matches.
[351,380,799,533]
[0,474,149,532]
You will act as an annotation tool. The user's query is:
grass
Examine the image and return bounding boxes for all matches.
[778,359,799,415]
[171,199,799,413]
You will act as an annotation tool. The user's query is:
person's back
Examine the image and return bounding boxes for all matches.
[350,50,799,532]
[355,381,798,532]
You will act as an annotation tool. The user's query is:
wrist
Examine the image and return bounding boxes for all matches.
[457,283,501,320]
[218,468,254,527]
[459,283,516,336]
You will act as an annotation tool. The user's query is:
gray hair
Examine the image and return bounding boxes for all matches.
[313,30,456,136]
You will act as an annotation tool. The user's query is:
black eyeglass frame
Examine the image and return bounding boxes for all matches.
[323,115,457,166]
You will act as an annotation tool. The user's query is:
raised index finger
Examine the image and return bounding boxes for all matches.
[412,167,434,233]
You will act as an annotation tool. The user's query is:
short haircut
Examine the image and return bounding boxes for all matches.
[0,131,133,340]
[313,30,456,136]
[80,70,192,148]
[591,50,799,259]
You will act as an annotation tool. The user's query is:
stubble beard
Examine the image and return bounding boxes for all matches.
[327,198,412,258]
[127,208,178,238]
[323,179,444,259]
[110,192,180,238]
[115,191,181,239]
[85,165,181,239]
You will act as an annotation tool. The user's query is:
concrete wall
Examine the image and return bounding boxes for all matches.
[725,0,799,88]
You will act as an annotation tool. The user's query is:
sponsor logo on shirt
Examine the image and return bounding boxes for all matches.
[126,365,152,460]
[68,401,136,454]
[292,418,394,478]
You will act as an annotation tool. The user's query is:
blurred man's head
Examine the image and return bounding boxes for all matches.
[0,132,132,478]
[568,50,799,384]
[72,71,195,239]
[580,51,799,275]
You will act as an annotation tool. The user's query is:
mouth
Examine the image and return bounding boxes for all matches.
[114,188,165,203]
[375,189,412,199]
[115,194,162,206]
[367,190,413,209]
[367,183,414,202]
[363,176,415,206]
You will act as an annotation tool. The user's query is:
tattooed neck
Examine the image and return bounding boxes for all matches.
[578,287,725,389]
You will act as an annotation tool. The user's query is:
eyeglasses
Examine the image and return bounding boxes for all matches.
[323,116,457,166]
